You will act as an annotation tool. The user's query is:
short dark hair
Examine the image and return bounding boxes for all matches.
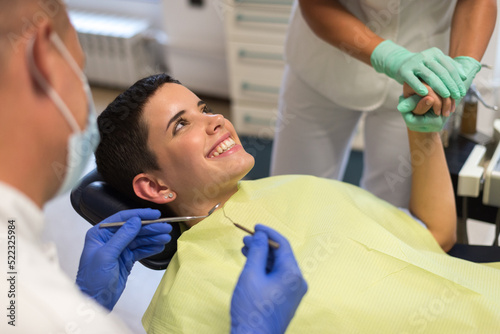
[95,73,181,199]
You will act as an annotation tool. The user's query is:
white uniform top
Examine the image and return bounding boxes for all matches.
[0,182,131,333]
[285,0,457,111]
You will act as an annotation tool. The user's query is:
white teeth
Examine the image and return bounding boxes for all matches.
[211,138,236,158]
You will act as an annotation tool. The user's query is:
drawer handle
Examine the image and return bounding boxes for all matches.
[244,114,277,127]
[236,14,289,25]
[241,82,280,95]
[235,0,293,5]
[238,49,283,62]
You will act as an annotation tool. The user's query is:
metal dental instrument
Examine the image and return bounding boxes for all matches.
[469,84,499,111]
[99,203,221,228]
[232,222,280,249]
[221,206,280,249]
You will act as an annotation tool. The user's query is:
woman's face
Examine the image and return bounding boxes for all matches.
[142,83,255,208]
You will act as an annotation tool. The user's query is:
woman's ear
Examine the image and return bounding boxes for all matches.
[133,173,176,204]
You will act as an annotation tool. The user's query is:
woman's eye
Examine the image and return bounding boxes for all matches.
[174,119,187,133]
[202,106,213,114]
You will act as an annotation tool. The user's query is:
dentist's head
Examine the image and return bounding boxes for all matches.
[0,0,99,206]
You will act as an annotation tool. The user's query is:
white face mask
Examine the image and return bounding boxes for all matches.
[27,32,100,196]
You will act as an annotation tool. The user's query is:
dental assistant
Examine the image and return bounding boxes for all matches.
[271,0,496,208]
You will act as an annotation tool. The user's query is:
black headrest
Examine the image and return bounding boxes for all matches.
[70,169,181,270]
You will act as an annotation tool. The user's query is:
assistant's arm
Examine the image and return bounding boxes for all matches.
[298,0,497,67]
[299,0,467,99]
[398,0,496,132]
[449,0,497,60]
[298,0,382,65]
[407,128,456,252]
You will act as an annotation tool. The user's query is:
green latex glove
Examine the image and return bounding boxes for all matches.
[397,56,481,133]
[371,40,467,99]
[453,56,482,95]
[397,95,449,132]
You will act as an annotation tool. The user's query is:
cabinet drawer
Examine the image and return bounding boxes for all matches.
[233,102,279,138]
[227,42,285,78]
[231,73,283,103]
[225,5,291,43]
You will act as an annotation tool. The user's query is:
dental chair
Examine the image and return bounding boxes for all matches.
[71,169,500,270]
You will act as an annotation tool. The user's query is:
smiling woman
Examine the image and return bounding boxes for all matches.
[95,74,255,222]
[95,74,181,200]
[95,73,500,334]
[131,81,255,221]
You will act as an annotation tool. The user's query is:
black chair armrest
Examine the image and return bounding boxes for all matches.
[447,243,500,263]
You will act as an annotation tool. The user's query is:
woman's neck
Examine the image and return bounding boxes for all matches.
[173,182,240,228]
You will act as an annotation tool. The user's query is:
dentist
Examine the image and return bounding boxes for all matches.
[0,1,305,333]
[0,0,171,332]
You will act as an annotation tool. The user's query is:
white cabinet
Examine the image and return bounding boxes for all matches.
[224,0,293,138]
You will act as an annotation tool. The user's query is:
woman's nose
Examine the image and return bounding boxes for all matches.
[206,114,225,134]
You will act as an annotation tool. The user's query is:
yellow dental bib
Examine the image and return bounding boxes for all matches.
[143,175,500,333]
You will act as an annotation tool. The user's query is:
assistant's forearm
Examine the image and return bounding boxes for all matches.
[449,0,497,59]
[298,0,383,65]
[408,131,456,251]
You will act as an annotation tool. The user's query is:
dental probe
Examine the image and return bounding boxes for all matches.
[232,222,280,249]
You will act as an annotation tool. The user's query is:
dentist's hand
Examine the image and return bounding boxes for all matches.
[76,209,172,311]
[231,225,307,334]
[371,40,467,99]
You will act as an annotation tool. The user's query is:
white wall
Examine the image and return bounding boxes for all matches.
[160,0,229,97]
[67,0,229,97]
[66,0,164,28]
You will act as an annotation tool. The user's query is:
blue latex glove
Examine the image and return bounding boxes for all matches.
[397,56,481,132]
[76,208,172,310]
[231,224,308,334]
[371,40,467,99]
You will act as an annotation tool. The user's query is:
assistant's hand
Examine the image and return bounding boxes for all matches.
[231,225,307,334]
[76,208,172,311]
[453,56,482,102]
[397,82,455,132]
[371,40,467,99]
[397,55,481,132]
